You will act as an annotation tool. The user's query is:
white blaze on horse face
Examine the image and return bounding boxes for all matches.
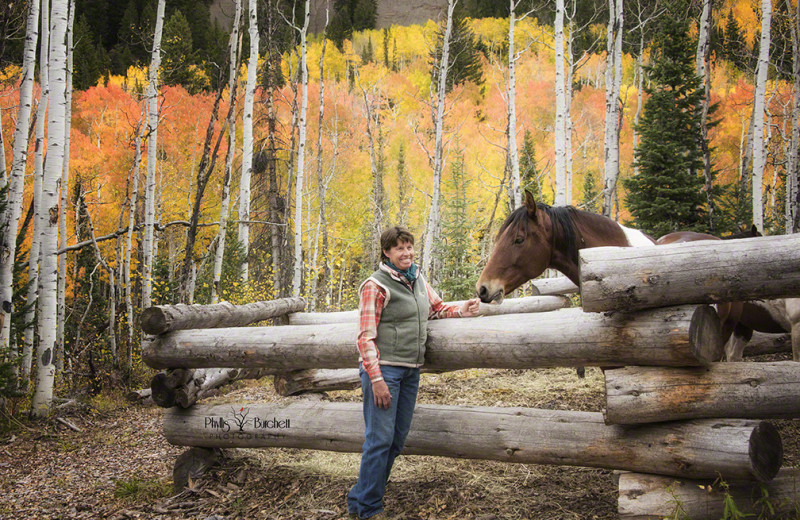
[620,225,655,248]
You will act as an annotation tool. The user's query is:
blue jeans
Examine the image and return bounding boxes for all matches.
[347,365,420,519]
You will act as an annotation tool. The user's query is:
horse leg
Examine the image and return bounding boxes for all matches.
[786,299,800,362]
[716,302,742,361]
[724,323,753,362]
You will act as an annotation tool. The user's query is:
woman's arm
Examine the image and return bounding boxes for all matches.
[425,281,479,318]
[357,281,385,382]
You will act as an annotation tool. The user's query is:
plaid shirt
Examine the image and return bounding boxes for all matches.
[357,264,461,382]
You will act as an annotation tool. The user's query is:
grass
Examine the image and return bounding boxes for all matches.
[113,475,173,502]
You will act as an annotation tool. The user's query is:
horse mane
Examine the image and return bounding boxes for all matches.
[498,203,580,265]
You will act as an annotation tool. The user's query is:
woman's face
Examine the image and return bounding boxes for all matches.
[384,240,414,270]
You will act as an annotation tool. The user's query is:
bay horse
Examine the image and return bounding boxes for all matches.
[657,228,800,362]
[476,190,654,305]
[476,191,796,363]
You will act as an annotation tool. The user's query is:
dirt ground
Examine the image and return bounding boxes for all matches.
[1,358,799,520]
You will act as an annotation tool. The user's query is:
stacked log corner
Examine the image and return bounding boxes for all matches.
[579,234,800,312]
[145,297,306,408]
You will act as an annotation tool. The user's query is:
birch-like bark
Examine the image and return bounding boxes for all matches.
[212,0,242,305]
[565,19,575,204]
[237,0,259,282]
[789,0,800,233]
[312,7,330,311]
[356,68,384,268]
[31,0,69,417]
[507,0,521,208]
[83,192,116,365]
[632,34,644,176]
[696,0,714,231]
[124,106,145,369]
[56,0,74,372]
[22,0,50,384]
[0,0,39,358]
[421,0,456,278]
[554,0,567,206]
[601,0,623,218]
[0,108,5,183]
[751,0,772,233]
[292,0,311,297]
[142,0,166,309]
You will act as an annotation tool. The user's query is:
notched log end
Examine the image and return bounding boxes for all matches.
[689,305,724,365]
[141,306,168,335]
[749,421,782,482]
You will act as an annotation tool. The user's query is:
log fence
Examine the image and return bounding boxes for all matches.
[141,236,800,516]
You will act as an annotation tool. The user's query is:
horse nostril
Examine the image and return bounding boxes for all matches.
[478,285,488,300]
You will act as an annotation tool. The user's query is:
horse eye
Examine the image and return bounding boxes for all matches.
[514,236,524,245]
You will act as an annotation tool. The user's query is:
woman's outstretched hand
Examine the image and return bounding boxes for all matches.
[459,298,480,317]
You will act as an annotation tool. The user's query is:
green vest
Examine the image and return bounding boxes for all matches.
[365,267,430,366]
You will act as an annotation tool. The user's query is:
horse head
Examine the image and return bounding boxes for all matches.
[476,191,553,304]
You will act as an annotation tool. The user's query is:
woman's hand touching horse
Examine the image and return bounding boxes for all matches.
[460,298,480,317]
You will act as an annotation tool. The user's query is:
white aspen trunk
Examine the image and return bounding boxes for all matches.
[507,0,521,208]
[82,194,116,365]
[56,0,74,372]
[356,68,383,268]
[31,0,69,417]
[601,0,623,218]
[565,21,575,204]
[0,108,5,183]
[312,7,330,312]
[212,0,242,305]
[632,35,644,176]
[422,0,456,278]
[292,0,310,298]
[23,0,51,384]
[553,0,567,206]
[0,0,39,358]
[125,106,145,367]
[788,0,800,233]
[142,0,166,309]
[696,0,714,231]
[237,0,259,282]
[695,0,711,77]
[751,0,772,233]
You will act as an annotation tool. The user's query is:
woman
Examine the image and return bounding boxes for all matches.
[347,226,480,519]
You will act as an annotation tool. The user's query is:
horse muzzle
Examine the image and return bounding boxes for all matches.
[477,282,504,304]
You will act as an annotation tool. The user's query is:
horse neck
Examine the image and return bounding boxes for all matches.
[545,209,627,285]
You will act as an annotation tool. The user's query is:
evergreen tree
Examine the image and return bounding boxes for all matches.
[395,143,410,227]
[72,15,111,90]
[519,130,540,198]
[194,224,248,304]
[623,17,708,238]
[161,10,197,91]
[723,9,746,70]
[430,14,484,94]
[362,37,374,64]
[328,0,377,49]
[581,171,601,213]
[439,153,478,300]
[382,28,390,69]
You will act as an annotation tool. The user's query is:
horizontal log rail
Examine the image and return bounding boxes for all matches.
[141,298,306,335]
[618,469,800,519]
[288,295,571,325]
[164,401,782,482]
[579,234,800,312]
[142,305,723,370]
[604,361,800,424]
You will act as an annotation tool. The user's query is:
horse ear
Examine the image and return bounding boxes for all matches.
[524,190,537,219]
